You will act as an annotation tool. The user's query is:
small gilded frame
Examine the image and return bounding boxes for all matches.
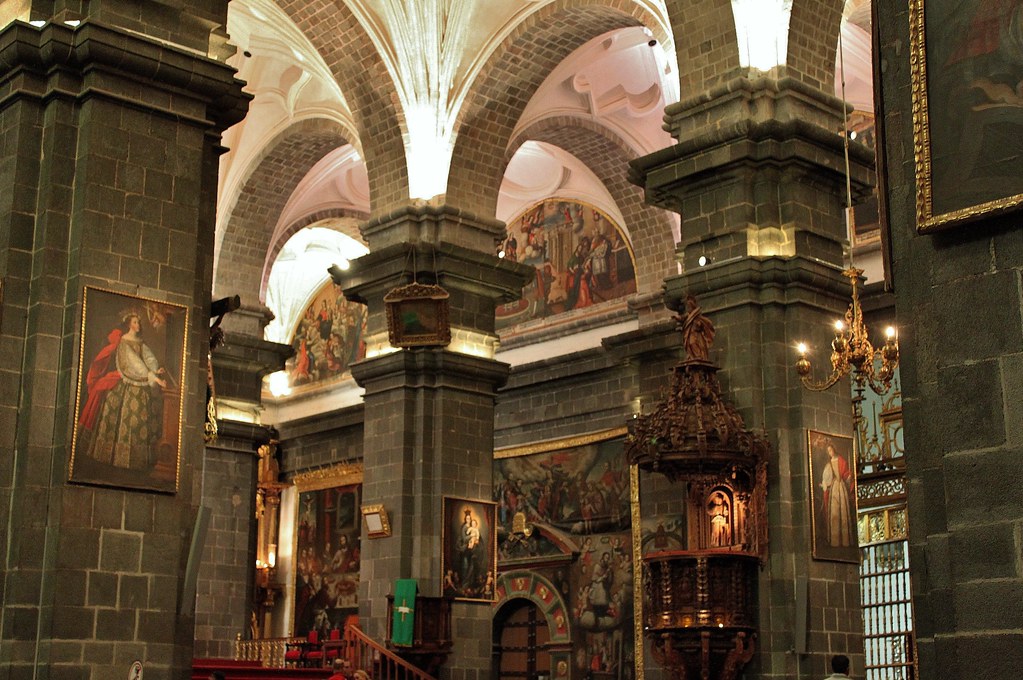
[909,0,1023,232]
[383,282,451,348]
[361,504,392,538]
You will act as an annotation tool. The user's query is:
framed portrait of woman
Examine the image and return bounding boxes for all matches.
[441,496,497,602]
[69,287,189,493]
[807,430,858,563]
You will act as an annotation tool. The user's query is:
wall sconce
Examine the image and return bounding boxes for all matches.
[362,504,392,538]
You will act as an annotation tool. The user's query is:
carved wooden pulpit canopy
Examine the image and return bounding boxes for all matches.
[625,295,770,680]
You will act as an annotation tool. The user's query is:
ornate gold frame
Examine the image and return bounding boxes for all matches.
[69,286,189,494]
[910,0,1023,232]
[806,429,859,563]
[361,503,392,538]
[384,282,451,348]
[288,463,365,637]
[493,426,628,459]
[292,461,364,492]
[441,495,498,602]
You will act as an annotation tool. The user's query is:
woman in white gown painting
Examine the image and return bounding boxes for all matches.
[820,444,855,548]
[78,312,167,471]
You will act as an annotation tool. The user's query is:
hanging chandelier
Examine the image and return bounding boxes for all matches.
[795,266,899,395]
[795,29,899,398]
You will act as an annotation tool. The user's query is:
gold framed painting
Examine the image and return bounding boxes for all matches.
[910,0,1023,232]
[807,430,858,563]
[69,287,188,493]
[441,496,497,602]
[383,282,451,348]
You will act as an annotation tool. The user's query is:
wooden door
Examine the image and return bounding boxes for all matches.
[494,599,552,680]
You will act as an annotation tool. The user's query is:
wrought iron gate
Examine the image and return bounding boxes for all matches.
[855,382,917,680]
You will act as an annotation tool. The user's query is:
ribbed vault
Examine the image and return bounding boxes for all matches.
[446,0,667,218]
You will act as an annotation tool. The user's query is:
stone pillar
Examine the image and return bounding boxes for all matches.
[630,77,871,678]
[341,206,531,680]
[878,1,1023,676]
[0,11,247,680]
[194,332,291,658]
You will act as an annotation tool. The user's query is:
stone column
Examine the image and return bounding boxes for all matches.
[878,1,1023,676]
[630,76,872,679]
[0,11,247,679]
[194,332,291,658]
[341,206,531,680]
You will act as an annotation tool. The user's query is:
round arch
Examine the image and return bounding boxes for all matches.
[494,571,573,680]
[259,208,369,302]
[786,0,847,91]
[446,1,666,219]
[214,117,351,301]
[508,116,677,300]
[276,0,410,215]
[664,0,743,94]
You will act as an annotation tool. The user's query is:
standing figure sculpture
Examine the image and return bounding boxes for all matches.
[679,295,716,362]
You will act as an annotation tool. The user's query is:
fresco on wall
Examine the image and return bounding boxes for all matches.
[494,438,634,678]
[497,199,637,328]
[639,514,686,555]
[293,484,361,636]
[285,282,367,389]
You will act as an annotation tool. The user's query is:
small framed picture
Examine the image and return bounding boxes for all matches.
[384,282,450,348]
[361,504,392,538]
[807,430,858,563]
[441,496,497,602]
[69,287,189,494]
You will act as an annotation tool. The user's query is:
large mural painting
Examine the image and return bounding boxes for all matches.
[495,438,635,679]
[498,200,637,329]
[286,282,367,389]
[293,484,361,636]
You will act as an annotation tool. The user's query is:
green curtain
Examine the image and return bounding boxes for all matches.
[391,579,417,646]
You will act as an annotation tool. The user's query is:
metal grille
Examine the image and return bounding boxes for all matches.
[855,375,916,680]
[860,538,915,680]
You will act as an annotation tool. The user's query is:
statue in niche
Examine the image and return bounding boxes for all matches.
[707,490,732,548]
[679,295,716,362]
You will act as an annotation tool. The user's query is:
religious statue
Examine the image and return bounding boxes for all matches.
[678,295,715,362]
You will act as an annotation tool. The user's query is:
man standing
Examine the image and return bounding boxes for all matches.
[824,655,852,680]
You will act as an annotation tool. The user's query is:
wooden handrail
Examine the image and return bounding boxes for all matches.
[343,624,437,680]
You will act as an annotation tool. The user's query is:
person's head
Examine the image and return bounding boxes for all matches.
[209,672,226,680]
[827,444,837,458]
[831,655,850,675]
[121,312,142,334]
[333,658,346,671]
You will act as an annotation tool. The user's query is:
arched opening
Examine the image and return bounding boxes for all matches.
[493,598,553,680]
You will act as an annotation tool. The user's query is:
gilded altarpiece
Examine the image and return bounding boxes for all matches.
[292,466,363,637]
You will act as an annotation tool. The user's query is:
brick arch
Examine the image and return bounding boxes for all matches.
[494,570,573,646]
[259,208,370,301]
[663,0,742,94]
[277,0,410,214]
[509,117,676,298]
[215,118,351,302]
[446,1,667,218]
[786,0,846,92]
